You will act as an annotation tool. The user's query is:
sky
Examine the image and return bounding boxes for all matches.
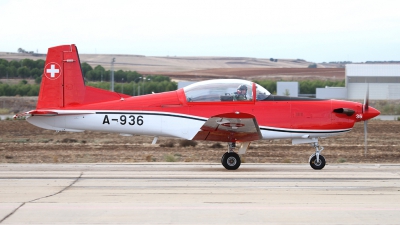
[1,0,399,62]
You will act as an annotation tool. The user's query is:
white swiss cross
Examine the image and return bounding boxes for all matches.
[44,62,62,80]
[46,64,59,78]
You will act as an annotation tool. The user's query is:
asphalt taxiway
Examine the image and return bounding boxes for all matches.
[0,163,399,224]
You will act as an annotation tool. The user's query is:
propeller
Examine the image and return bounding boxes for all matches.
[362,84,369,157]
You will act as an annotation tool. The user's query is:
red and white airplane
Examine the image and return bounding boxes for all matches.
[15,44,380,170]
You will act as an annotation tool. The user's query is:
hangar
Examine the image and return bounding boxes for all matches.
[346,64,400,100]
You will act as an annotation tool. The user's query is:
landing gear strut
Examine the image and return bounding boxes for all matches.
[309,142,326,170]
[221,142,241,170]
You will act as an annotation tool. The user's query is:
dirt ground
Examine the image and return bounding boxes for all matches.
[0,120,399,164]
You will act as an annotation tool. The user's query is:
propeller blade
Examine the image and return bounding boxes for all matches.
[363,84,369,113]
[364,120,368,156]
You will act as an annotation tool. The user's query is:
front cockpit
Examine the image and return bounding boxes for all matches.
[183,79,271,102]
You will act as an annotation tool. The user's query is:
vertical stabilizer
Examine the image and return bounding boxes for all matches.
[37,44,85,109]
[36,44,130,110]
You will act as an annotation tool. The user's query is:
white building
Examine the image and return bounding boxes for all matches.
[277,82,299,97]
[346,64,400,100]
[316,87,347,99]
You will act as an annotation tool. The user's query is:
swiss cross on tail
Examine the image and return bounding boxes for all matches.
[44,62,62,80]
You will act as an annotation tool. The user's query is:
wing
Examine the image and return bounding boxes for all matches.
[192,112,262,142]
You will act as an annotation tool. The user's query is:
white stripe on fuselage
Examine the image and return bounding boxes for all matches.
[27,110,351,140]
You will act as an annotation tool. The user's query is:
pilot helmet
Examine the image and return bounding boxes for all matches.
[238,84,248,91]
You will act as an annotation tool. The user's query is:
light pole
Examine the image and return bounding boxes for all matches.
[143,77,151,95]
[133,77,142,96]
[110,58,115,92]
[121,78,124,94]
[142,77,145,95]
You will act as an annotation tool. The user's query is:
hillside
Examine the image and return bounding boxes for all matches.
[0,52,344,81]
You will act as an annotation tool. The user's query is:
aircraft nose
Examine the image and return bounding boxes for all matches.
[362,106,380,121]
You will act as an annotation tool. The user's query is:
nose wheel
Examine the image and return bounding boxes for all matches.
[309,142,326,170]
[309,154,326,170]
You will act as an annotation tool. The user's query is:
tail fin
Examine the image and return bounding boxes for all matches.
[37,44,128,109]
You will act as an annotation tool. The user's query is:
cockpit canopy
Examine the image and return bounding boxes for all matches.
[183,79,271,102]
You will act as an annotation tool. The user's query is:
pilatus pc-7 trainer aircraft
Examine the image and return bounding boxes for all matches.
[15,44,380,170]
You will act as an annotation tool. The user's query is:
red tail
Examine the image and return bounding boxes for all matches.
[37,44,129,109]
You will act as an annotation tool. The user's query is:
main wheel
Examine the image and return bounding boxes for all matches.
[221,152,228,164]
[222,152,241,170]
[309,154,326,170]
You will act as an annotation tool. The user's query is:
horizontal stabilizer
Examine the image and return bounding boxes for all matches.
[13,110,95,119]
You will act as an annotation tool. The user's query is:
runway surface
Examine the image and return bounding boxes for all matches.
[0,163,400,224]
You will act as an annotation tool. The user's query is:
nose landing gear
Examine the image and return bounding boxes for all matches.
[309,142,326,170]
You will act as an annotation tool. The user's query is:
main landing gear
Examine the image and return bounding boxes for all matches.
[221,142,241,170]
[309,142,326,170]
[219,141,326,170]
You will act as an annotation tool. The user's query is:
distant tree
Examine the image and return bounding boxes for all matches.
[308,63,317,68]
[94,65,105,72]
[93,65,106,81]
[19,80,28,85]
[30,68,42,79]
[0,59,9,67]
[21,59,35,69]
[253,80,277,94]
[7,66,17,78]
[85,70,95,81]
[114,69,126,82]
[27,85,40,96]
[35,76,42,84]
[126,71,141,82]
[274,59,278,62]
[148,75,170,82]
[35,59,45,69]
[270,58,274,62]
[283,89,290,96]
[0,64,6,78]
[9,60,21,68]
[165,82,177,91]
[81,62,93,76]
[15,84,31,96]
[17,67,30,78]
[299,79,344,94]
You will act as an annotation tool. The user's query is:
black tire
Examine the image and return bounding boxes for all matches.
[309,154,326,170]
[221,152,228,164]
[222,152,241,170]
